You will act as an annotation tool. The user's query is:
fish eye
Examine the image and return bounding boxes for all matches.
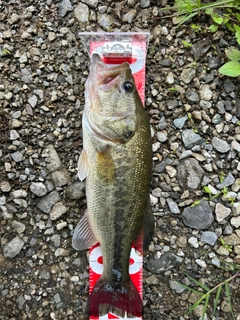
[123,81,134,93]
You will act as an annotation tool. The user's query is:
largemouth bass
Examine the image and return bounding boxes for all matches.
[73,53,153,318]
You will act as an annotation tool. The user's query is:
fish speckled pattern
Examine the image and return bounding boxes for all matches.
[72,54,152,318]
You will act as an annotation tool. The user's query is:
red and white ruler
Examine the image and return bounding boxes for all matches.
[79,32,150,320]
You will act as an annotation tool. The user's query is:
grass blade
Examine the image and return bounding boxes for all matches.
[176,281,205,296]
[202,293,210,320]
[225,282,235,319]
[212,285,222,317]
[185,273,210,291]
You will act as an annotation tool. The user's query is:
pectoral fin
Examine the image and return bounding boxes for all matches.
[77,149,89,181]
[72,210,97,250]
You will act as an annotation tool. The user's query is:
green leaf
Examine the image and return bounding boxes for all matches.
[234,24,240,44]
[219,61,240,77]
[226,22,235,32]
[205,7,213,15]
[203,186,212,194]
[209,24,218,32]
[225,48,240,61]
[234,23,240,33]
[211,12,224,24]
[236,13,240,23]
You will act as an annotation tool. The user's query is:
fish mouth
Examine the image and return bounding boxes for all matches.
[91,54,130,91]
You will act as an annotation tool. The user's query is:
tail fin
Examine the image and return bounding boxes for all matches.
[87,277,142,318]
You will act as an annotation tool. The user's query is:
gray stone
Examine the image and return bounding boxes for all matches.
[82,0,98,7]
[10,13,21,24]
[215,203,231,222]
[59,0,73,17]
[51,234,61,247]
[177,158,204,190]
[147,252,183,274]
[157,132,167,142]
[223,234,240,246]
[10,189,27,198]
[216,172,235,189]
[223,79,235,93]
[9,130,19,140]
[21,68,32,83]
[74,2,89,23]
[200,231,218,246]
[0,181,11,192]
[146,275,158,285]
[11,151,23,162]
[155,158,173,173]
[17,295,25,310]
[167,99,178,109]
[51,169,71,187]
[199,85,213,101]
[3,237,25,258]
[97,14,115,31]
[44,145,62,172]
[180,68,196,84]
[65,181,85,200]
[173,116,188,129]
[186,89,199,103]
[19,53,28,64]
[188,237,199,248]
[166,198,180,214]
[179,150,192,159]
[208,57,221,69]
[55,248,70,257]
[192,37,211,61]
[160,59,171,67]
[30,182,48,197]
[166,72,174,84]
[39,269,51,280]
[169,280,186,293]
[212,137,230,153]
[140,0,150,8]
[36,190,61,213]
[10,119,23,128]
[232,140,240,152]
[50,202,68,221]
[0,196,6,205]
[48,32,57,42]
[12,220,26,233]
[182,200,214,229]
[212,114,222,124]
[122,9,137,23]
[182,129,205,149]
[231,216,240,228]
[158,116,168,130]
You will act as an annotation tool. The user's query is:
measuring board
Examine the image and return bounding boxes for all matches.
[79,32,150,320]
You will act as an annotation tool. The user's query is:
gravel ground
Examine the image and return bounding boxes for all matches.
[1,0,240,319]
